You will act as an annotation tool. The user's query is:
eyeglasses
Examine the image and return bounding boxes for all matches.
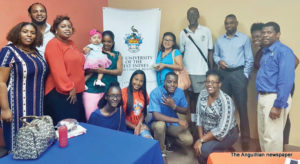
[163,39,173,42]
[205,81,219,85]
[107,94,122,100]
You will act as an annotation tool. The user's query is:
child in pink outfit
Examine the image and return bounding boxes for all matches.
[84,29,111,88]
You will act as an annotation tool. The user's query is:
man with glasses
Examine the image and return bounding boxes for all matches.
[148,72,193,162]
[213,14,253,150]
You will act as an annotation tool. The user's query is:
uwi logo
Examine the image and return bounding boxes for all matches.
[124,26,143,53]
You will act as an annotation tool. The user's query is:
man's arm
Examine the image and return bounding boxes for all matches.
[207,29,214,70]
[273,49,295,109]
[152,112,188,128]
[179,31,185,54]
[295,55,299,68]
[208,50,213,69]
[243,37,254,78]
[213,40,221,65]
[152,112,180,123]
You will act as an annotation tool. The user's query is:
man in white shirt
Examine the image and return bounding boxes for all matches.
[28,3,54,58]
[179,7,213,134]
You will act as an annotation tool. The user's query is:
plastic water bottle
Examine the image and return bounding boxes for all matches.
[58,125,68,148]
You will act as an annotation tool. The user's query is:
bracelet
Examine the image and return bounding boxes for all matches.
[172,104,177,110]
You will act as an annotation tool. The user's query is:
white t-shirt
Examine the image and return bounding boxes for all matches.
[179,25,213,75]
[36,23,54,58]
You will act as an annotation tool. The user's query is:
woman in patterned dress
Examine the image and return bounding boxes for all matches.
[0,22,47,151]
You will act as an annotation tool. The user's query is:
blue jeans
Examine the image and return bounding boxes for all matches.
[198,126,238,164]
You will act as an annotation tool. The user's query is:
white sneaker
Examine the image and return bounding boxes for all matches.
[94,80,106,87]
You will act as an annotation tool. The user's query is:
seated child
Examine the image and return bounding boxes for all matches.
[121,70,153,139]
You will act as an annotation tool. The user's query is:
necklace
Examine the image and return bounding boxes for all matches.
[17,46,37,58]
[161,49,172,58]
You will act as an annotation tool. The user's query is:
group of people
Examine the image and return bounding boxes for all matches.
[152,7,297,164]
[0,3,297,164]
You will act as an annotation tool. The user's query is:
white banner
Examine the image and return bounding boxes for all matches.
[103,7,161,93]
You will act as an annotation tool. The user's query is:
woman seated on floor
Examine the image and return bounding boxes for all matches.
[194,70,238,164]
[88,82,126,132]
[121,70,152,139]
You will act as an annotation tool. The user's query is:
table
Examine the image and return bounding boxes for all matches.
[207,152,300,164]
[0,123,164,164]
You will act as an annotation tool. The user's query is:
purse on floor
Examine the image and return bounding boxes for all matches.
[13,115,56,159]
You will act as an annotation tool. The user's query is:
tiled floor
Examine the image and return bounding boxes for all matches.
[167,137,261,164]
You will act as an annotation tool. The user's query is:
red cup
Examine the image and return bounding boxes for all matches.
[58,125,68,148]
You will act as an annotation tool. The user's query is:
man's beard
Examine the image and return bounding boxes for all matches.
[31,17,47,26]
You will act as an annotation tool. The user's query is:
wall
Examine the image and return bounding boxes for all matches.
[108,0,300,146]
[0,0,107,146]
[0,0,108,49]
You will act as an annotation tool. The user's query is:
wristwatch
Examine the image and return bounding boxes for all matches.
[199,138,204,143]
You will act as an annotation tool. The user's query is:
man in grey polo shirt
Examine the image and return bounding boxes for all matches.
[179,7,213,135]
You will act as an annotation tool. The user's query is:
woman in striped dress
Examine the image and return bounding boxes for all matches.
[0,22,48,152]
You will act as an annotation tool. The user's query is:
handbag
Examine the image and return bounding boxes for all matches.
[13,115,56,159]
[171,50,191,90]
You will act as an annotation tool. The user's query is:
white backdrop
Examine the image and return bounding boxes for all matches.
[103,7,161,93]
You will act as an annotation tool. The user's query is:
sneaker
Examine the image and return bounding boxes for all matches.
[94,80,106,87]
[166,143,176,152]
[162,153,168,164]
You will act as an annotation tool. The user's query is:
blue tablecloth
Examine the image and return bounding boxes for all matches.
[0,123,164,164]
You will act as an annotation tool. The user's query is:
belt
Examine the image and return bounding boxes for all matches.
[259,91,276,95]
[221,66,244,72]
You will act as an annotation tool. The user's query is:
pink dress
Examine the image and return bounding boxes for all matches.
[84,44,111,69]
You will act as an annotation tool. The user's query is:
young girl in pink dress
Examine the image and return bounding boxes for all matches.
[84,29,111,88]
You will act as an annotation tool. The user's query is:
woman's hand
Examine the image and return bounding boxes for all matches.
[134,122,142,135]
[96,66,106,74]
[67,88,77,104]
[194,139,202,156]
[1,108,12,122]
[103,50,115,58]
[153,63,165,71]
